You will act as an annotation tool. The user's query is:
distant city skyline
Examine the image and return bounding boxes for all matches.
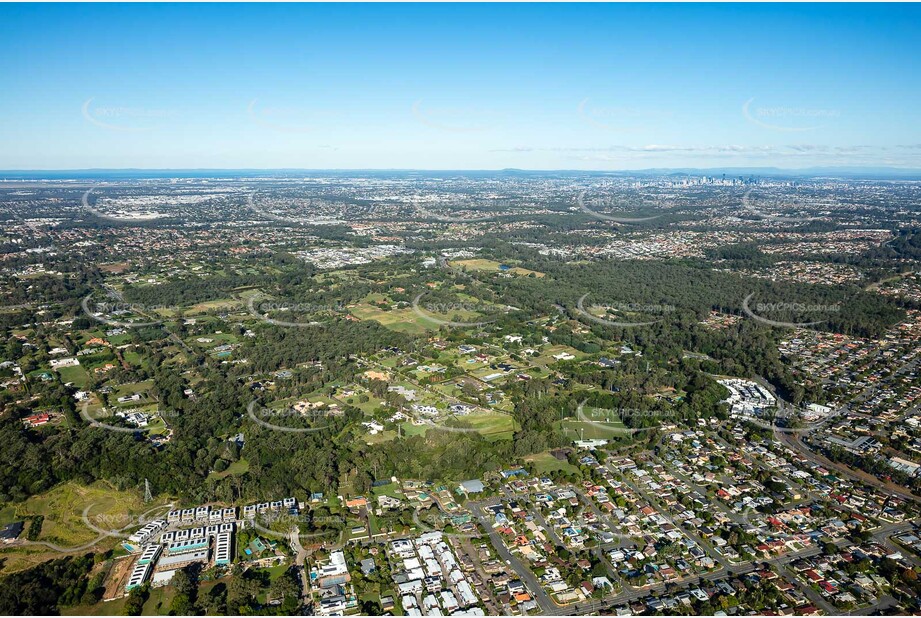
[2,3,919,170]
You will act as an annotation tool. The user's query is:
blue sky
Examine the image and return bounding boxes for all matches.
[1,3,919,170]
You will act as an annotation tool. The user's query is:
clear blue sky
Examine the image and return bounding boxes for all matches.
[1,3,919,170]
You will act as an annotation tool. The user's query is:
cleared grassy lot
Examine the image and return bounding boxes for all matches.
[56,364,90,387]
[449,258,544,277]
[560,410,630,440]
[208,458,250,481]
[63,578,214,615]
[445,411,517,441]
[524,452,579,475]
[11,481,152,547]
[349,303,435,334]
[0,482,172,575]
[350,292,491,334]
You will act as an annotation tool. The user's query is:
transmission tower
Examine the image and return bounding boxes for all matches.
[144,479,153,503]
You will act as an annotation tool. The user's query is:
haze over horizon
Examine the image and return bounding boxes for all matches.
[2,3,920,170]
[3,165,921,176]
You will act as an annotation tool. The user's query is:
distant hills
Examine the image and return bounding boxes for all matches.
[2,166,921,180]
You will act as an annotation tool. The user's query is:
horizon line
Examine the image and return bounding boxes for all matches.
[2,165,921,174]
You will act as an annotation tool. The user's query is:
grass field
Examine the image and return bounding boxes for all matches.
[350,304,434,334]
[107,333,134,346]
[449,258,545,278]
[363,428,399,444]
[343,393,384,415]
[12,481,156,547]
[185,298,244,314]
[0,504,19,526]
[144,415,169,436]
[445,412,517,441]
[0,482,170,575]
[98,262,130,274]
[524,452,579,475]
[350,292,492,334]
[63,595,129,616]
[380,412,516,442]
[533,344,585,366]
[371,482,404,500]
[399,422,429,437]
[351,303,486,334]
[62,580,185,615]
[111,380,154,402]
[56,364,90,387]
[560,409,630,440]
[0,543,66,575]
[255,563,289,582]
[208,458,250,481]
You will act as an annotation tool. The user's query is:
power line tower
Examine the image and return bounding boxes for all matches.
[144,479,153,503]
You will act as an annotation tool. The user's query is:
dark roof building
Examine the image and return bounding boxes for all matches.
[0,521,24,543]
